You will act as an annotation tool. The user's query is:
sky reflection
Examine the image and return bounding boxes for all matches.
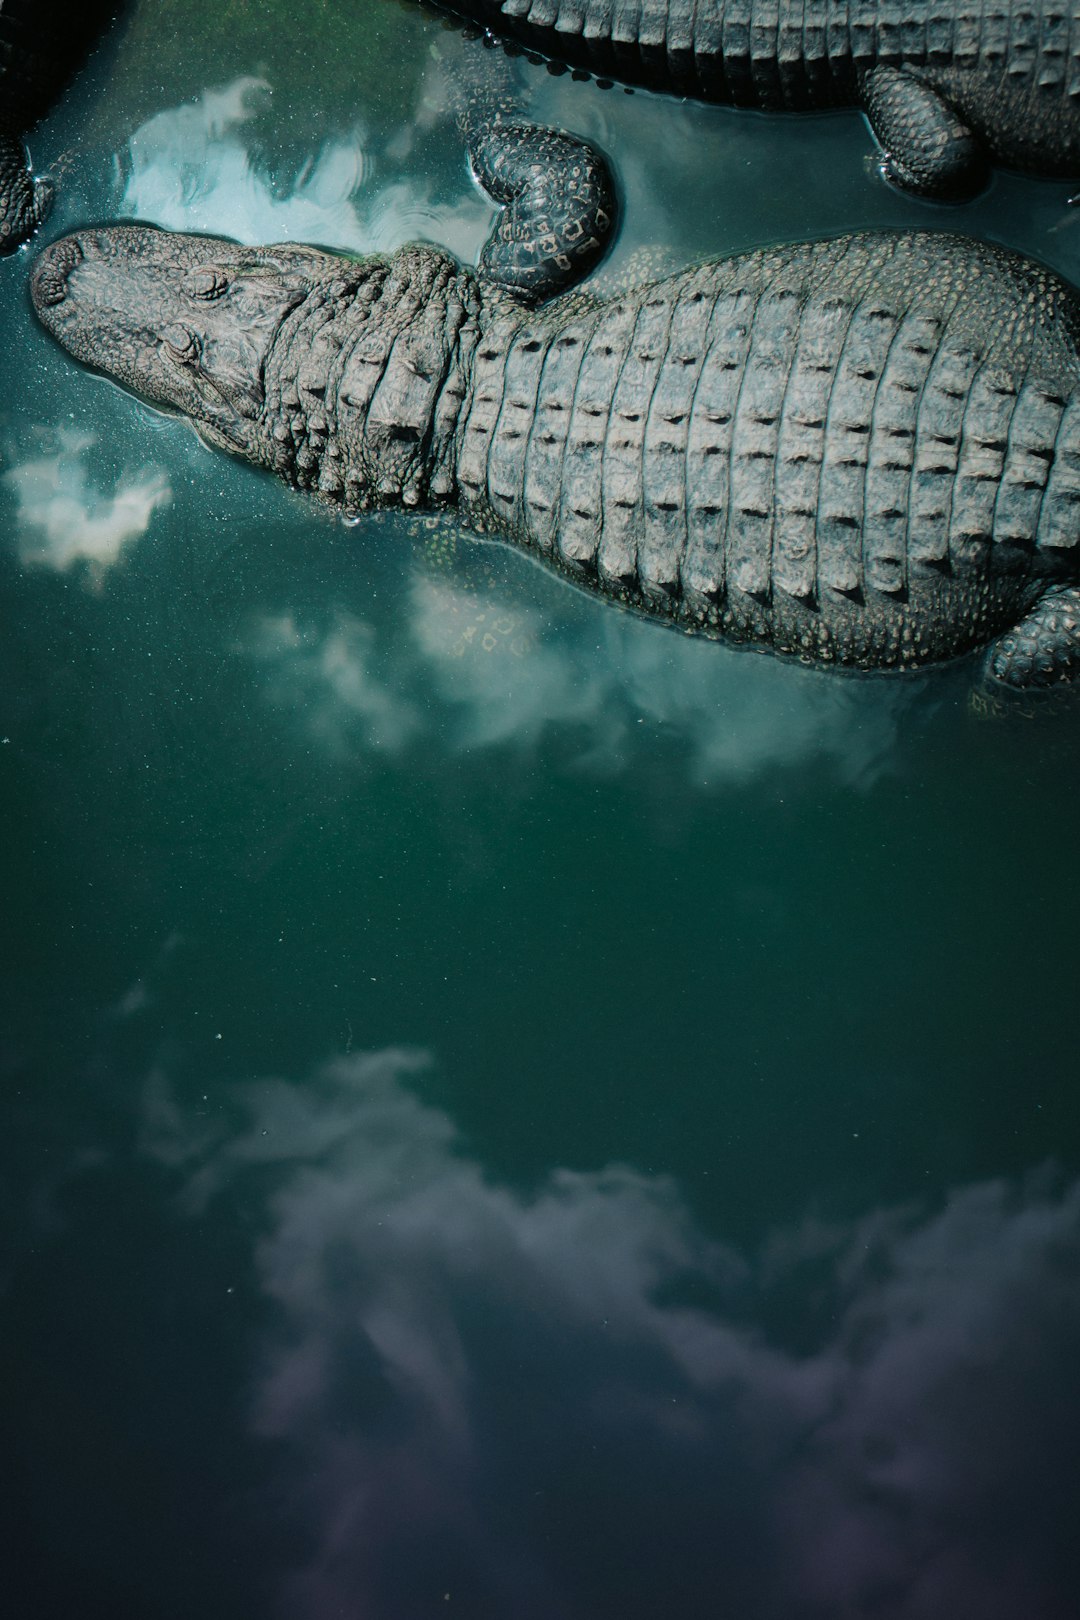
[239,559,918,787]
[2,427,171,580]
[245,608,423,760]
[119,74,489,259]
[6,10,1080,1618]
[412,571,917,783]
[99,75,922,790]
[141,1049,1080,1620]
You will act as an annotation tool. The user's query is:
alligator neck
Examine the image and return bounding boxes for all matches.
[262,246,485,516]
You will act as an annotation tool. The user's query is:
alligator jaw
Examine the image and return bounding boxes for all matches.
[30,225,327,459]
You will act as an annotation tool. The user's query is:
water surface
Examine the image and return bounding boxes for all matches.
[3,4,1080,1615]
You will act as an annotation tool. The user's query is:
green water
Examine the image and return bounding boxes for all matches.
[3,3,1080,1614]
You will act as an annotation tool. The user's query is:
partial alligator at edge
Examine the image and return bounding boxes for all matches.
[30,223,1080,687]
[0,0,120,254]
[430,0,1080,199]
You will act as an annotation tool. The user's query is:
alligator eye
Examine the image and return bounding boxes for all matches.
[185,267,228,300]
[163,324,200,365]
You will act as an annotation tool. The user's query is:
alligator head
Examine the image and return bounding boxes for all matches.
[30,225,328,460]
[32,225,481,511]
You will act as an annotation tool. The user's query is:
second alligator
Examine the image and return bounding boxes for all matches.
[435,0,1080,197]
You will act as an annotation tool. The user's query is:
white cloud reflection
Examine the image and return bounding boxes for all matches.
[106,78,918,787]
[244,608,421,758]
[413,572,916,782]
[119,75,488,260]
[241,563,915,787]
[3,428,171,580]
[141,1049,1080,1620]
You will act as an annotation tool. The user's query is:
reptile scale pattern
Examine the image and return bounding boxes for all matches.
[27,226,1080,677]
[453,231,1080,664]
[446,0,1080,108]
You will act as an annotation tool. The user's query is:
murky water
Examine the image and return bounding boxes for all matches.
[3,3,1080,1615]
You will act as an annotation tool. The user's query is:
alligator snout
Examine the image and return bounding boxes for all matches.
[30,235,84,308]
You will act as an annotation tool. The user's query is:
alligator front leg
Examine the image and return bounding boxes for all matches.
[0,134,54,255]
[860,66,988,201]
[469,122,615,304]
[988,587,1080,687]
[432,26,616,304]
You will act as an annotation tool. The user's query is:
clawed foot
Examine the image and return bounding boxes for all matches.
[0,163,55,256]
[470,122,616,305]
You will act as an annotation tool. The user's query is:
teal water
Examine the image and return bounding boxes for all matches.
[3,3,1080,1615]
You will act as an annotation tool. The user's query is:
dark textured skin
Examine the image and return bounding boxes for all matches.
[471,121,615,301]
[431,0,1080,197]
[30,223,1080,686]
[439,31,616,301]
[0,0,118,253]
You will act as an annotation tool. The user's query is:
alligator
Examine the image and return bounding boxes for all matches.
[29,221,1080,687]
[429,0,1080,199]
[0,0,120,254]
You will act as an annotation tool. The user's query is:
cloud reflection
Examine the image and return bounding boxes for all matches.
[244,608,421,758]
[241,561,915,787]
[119,75,488,259]
[3,428,171,580]
[110,80,916,788]
[413,571,916,783]
[141,1050,1080,1619]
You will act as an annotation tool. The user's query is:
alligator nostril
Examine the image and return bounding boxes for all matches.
[31,236,84,308]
